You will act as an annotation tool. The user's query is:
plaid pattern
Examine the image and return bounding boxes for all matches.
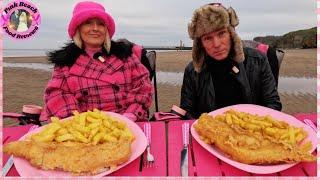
[41,46,153,121]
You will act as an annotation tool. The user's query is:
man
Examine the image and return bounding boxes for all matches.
[180,3,282,119]
[10,9,20,30]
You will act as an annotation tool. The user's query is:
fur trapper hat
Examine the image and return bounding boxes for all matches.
[188,3,245,72]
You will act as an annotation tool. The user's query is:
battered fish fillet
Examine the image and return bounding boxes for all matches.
[3,139,131,175]
[194,113,316,164]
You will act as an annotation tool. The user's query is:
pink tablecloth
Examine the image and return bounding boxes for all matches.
[167,113,317,176]
[111,121,166,176]
[2,124,34,176]
[2,113,317,177]
[2,122,166,177]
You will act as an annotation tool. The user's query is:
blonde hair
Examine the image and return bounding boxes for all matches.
[73,29,111,53]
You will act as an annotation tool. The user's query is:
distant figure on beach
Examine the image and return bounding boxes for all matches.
[180,3,282,118]
[40,1,153,122]
[10,9,20,30]
[17,11,29,32]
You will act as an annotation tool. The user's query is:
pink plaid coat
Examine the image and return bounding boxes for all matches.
[41,46,153,121]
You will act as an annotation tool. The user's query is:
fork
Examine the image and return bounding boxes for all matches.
[27,125,39,135]
[303,119,317,133]
[3,125,39,176]
[143,122,155,167]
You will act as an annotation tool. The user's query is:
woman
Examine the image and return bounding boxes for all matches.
[40,1,153,121]
[17,11,28,32]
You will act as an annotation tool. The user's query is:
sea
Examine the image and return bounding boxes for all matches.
[3,62,317,95]
[3,49,191,57]
[3,49,316,95]
[3,49,51,57]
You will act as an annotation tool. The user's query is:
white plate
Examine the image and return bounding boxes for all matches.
[191,104,317,174]
[13,112,147,177]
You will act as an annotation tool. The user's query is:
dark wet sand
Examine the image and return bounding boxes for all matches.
[3,49,316,126]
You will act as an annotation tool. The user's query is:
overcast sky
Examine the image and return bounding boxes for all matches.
[3,0,316,49]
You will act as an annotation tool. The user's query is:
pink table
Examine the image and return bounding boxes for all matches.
[2,122,166,177]
[2,113,317,177]
[111,121,166,176]
[167,114,317,176]
[2,124,34,176]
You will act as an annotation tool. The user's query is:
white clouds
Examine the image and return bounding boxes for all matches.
[3,0,316,49]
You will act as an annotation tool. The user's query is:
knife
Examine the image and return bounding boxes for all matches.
[180,122,189,176]
[189,130,197,176]
[2,155,14,176]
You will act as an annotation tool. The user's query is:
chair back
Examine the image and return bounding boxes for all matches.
[266,47,284,87]
[140,49,159,115]
[276,49,285,68]
[146,51,156,76]
[145,51,159,112]
[242,40,285,87]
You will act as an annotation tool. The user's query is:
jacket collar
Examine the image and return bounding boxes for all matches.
[48,40,134,67]
[197,58,252,103]
[200,54,236,72]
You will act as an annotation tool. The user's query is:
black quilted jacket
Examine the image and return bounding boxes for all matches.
[180,47,282,119]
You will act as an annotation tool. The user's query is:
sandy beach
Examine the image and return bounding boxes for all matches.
[3,49,316,126]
